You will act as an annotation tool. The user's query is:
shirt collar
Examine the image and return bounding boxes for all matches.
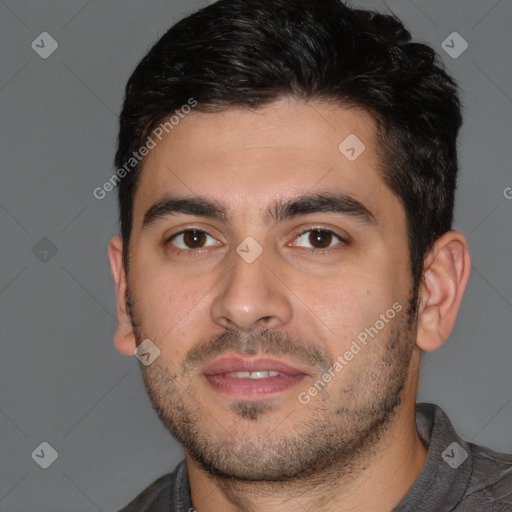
[393,403,473,511]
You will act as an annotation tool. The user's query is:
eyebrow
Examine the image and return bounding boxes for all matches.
[142,197,227,229]
[270,193,377,226]
[141,192,377,230]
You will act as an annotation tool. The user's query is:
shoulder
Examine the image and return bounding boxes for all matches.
[413,403,512,511]
[117,459,188,512]
[460,441,512,510]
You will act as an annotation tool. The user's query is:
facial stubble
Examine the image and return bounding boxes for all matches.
[126,286,418,487]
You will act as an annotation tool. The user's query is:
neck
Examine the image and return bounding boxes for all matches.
[187,357,427,512]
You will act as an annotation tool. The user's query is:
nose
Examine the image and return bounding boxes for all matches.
[210,247,293,331]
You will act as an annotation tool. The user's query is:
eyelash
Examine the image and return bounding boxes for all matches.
[293,228,348,252]
[165,227,348,255]
[165,229,220,256]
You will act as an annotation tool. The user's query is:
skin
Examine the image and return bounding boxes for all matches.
[109,98,471,511]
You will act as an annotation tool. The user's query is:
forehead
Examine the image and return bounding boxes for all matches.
[133,98,402,229]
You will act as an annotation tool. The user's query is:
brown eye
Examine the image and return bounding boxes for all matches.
[292,229,345,250]
[183,230,207,248]
[169,230,220,250]
[309,230,333,248]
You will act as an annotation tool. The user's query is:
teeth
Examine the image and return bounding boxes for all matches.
[225,371,280,379]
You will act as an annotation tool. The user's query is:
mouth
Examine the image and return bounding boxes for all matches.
[202,355,309,399]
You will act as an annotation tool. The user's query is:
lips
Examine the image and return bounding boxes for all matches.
[202,356,308,377]
[202,355,309,399]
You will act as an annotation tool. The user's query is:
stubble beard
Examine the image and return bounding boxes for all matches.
[127,287,419,487]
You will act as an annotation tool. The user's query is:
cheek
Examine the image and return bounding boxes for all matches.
[288,265,399,351]
[129,264,204,333]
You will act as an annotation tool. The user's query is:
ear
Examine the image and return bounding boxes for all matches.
[108,235,137,356]
[416,230,471,351]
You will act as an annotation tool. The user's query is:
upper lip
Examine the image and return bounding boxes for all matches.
[202,355,309,376]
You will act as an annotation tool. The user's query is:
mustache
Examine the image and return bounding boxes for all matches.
[127,287,334,375]
[182,328,334,376]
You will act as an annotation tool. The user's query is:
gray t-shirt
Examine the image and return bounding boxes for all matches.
[119,403,512,511]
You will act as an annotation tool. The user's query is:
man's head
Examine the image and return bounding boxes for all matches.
[109,0,470,487]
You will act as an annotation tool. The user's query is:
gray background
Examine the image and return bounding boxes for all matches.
[0,0,510,510]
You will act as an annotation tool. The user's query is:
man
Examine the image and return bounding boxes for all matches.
[109,0,512,510]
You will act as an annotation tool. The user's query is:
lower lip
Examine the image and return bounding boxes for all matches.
[204,373,306,398]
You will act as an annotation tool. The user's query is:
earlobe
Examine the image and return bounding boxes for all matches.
[108,235,137,356]
[416,231,471,352]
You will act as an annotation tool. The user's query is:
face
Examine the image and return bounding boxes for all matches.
[118,98,419,482]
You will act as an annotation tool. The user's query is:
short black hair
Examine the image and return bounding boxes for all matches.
[115,0,463,299]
